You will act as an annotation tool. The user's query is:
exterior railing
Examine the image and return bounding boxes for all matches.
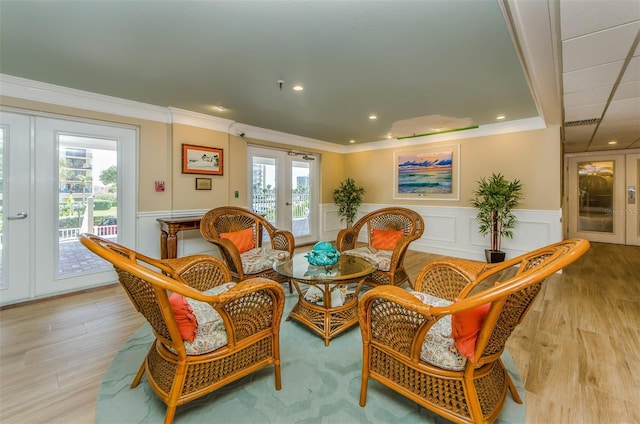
[59,225,117,240]
[252,192,310,220]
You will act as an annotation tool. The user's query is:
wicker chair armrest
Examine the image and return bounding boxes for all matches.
[336,228,359,251]
[387,235,413,267]
[270,230,295,254]
[203,238,244,277]
[167,277,285,347]
[162,255,232,292]
[359,286,442,361]
[215,278,286,344]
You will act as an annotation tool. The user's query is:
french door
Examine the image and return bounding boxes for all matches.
[0,110,137,305]
[566,151,640,246]
[248,145,319,246]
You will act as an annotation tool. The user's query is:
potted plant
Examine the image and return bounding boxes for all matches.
[471,173,523,263]
[333,177,365,228]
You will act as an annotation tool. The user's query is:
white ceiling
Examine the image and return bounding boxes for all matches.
[561,0,640,152]
[0,0,638,152]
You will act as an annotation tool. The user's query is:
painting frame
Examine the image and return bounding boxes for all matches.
[195,177,212,190]
[393,144,460,201]
[182,144,223,175]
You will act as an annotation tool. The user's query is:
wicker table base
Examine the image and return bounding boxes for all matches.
[286,279,366,346]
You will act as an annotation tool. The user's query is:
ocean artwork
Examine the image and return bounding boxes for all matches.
[397,151,453,194]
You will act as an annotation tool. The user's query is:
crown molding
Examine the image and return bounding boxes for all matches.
[231,123,348,154]
[168,107,234,133]
[0,74,171,123]
[0,74,547,155]
[346,117,547,153]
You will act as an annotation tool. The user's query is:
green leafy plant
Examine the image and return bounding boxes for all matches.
[471,173,523,252]
[333,177,365,227]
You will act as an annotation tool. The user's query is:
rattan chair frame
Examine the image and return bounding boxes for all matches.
[200,206,295,290]
[358,238,590,424]
[336,207,425,288]
[80,233,285,424]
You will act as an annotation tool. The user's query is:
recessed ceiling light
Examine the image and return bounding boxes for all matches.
[349,139,355,144]
[386,133,393,139]
[215,105,225,111]
[433,127,443,132]
[608,140,618,145]
[496,115,506,120]
[369,115,377,120]
[292,84,304,91]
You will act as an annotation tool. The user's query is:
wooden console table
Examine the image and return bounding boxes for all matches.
[156,216,203,259]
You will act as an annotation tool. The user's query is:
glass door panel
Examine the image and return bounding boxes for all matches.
[249,146,318,246]
[57,135,118,276]
[568,154,625,244]
[291,160,311,238]
[577,160,614,233]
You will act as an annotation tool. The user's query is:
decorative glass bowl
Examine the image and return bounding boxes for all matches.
[305,241,340,266]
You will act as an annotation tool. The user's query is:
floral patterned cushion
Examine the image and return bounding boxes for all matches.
[410,291,468,371]
[342,247,393,272]
[240,247,290,275]
[167,282,236,355]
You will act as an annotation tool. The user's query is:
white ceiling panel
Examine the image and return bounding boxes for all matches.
[604,97,640,120]
[560,0,640,40]
[563,61,623,93]
[564,85,613,107]
[621,56,640,83]
[613,80,640,100]
[564,125,598,143]
[565,103,607,121]
[562,21,640,72]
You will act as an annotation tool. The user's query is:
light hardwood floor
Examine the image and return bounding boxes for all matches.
[1,242,638,423]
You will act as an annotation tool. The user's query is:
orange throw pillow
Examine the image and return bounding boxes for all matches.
[220,227,255,253]
[370,228,404,250]
[169,293,198,342]
[451,299,491,362]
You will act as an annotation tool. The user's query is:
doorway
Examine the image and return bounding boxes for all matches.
[248,145,319,246]
[566,151,640,246]
[0,110,137,305]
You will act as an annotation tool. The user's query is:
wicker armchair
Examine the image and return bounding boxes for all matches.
[80,234,285,424]
[200,206,295,291]
[358,238,589,423]
[336,207,424,288]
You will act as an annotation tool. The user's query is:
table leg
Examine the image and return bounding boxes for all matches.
[159,230,168,259]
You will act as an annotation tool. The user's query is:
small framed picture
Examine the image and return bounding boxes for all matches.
[195,177,212,190]
[182,144,223,175]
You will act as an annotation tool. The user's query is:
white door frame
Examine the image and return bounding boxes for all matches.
[565,149,640,245]
[0,109,138,305]
[626,153,640,246]
[247,145,319,246]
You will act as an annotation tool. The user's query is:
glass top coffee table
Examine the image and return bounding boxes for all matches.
[274,253,376,346]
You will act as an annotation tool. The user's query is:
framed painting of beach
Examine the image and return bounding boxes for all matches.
[393,144,460,200]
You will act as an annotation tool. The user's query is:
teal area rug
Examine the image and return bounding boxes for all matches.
[98,293,526,423]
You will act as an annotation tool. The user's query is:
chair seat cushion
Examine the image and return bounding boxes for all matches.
[410,291,468,371]
[342,247,392,272]
[168,282,237,355]
[240,247,290,275]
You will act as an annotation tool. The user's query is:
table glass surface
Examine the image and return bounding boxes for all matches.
[274,253,375,282]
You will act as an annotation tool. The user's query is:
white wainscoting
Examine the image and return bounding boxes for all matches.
[320,203,562,262]
[138,204,561,263]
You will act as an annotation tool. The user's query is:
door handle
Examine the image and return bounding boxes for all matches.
[285,202,292,206]
[8,212,28,220]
